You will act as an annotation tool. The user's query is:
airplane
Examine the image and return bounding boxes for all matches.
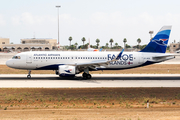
[6,26,175,79]
[87,39,102,51]
[87,48,102,52]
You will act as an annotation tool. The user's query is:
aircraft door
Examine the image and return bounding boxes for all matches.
[26,53,32,64]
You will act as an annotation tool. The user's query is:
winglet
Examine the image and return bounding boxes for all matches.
[99,48,102,52]
[111,49,124,62]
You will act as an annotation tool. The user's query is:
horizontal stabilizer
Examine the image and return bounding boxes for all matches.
[152,54,175,61]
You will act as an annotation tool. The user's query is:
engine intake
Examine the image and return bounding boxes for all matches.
[59,65,76,77]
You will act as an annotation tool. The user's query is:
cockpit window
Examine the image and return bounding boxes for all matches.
[12,56,21,59]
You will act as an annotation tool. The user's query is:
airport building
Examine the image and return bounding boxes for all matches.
[0,38,58,52]
[170,42,180,53]
[0,37,10,51]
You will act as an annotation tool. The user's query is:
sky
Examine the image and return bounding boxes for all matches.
[0,0,180,47]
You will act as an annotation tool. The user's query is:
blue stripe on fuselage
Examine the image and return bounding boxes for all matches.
[35,64,64,70]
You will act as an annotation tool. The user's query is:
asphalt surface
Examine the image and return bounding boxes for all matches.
[0,74,180,88]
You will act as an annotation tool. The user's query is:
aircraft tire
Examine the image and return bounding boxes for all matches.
[27,75,31,79]
[86,74,91,79]
[82,72,87,79]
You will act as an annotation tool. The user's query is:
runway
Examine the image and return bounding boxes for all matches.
[0,74,180,88]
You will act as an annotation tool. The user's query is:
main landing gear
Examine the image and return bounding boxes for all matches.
[27,70,31,79]
[82,72,92,79]
[82,67,91,79]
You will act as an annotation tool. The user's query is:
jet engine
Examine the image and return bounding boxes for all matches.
[58,65,76,77]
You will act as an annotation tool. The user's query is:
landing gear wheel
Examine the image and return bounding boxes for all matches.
[27,70,31,79]
[83,72,87,79]
[82,73,91,79]
[87,74,91,79]
[27,75,31,79]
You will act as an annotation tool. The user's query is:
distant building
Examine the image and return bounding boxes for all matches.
[170,42,180,53]
[1,38,58,52]
[0,37,10,51]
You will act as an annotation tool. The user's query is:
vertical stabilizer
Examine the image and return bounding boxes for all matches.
[140,26,172,53]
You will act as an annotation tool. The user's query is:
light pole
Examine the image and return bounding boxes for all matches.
[56,5,61,47]
[149,31,153,41]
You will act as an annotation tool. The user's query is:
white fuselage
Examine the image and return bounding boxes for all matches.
[6,51,166,71]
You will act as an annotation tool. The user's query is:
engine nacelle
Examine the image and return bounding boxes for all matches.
[59,65,76,77]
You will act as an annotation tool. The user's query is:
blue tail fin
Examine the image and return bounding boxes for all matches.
[140,26,172,53]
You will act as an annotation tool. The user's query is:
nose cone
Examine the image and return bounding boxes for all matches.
[6,60,12,67]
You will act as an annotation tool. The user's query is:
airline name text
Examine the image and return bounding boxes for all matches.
[108,54,133,65]
[34,54,60,56]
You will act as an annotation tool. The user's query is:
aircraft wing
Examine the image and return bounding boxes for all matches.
[76,60,108,66]
[69,49,124,67]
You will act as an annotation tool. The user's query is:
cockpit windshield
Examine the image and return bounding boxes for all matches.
[12,56,21,59]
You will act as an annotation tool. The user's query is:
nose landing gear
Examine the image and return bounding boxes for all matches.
[27,70,31,79]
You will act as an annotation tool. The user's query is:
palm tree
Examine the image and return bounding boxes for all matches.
[74,42,78,49]
[81,37,86,48]
[68,36,72,47]
[96,39,100,48]
[115,43,118,49]
[109,39,114,48]
[123,38,127,49]
[106,43,109,48]
[137,38,141,49]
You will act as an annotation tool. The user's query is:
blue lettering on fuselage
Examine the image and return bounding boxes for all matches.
[34,54,47,56]
[108,54,133,65]
[33,54,60,56]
